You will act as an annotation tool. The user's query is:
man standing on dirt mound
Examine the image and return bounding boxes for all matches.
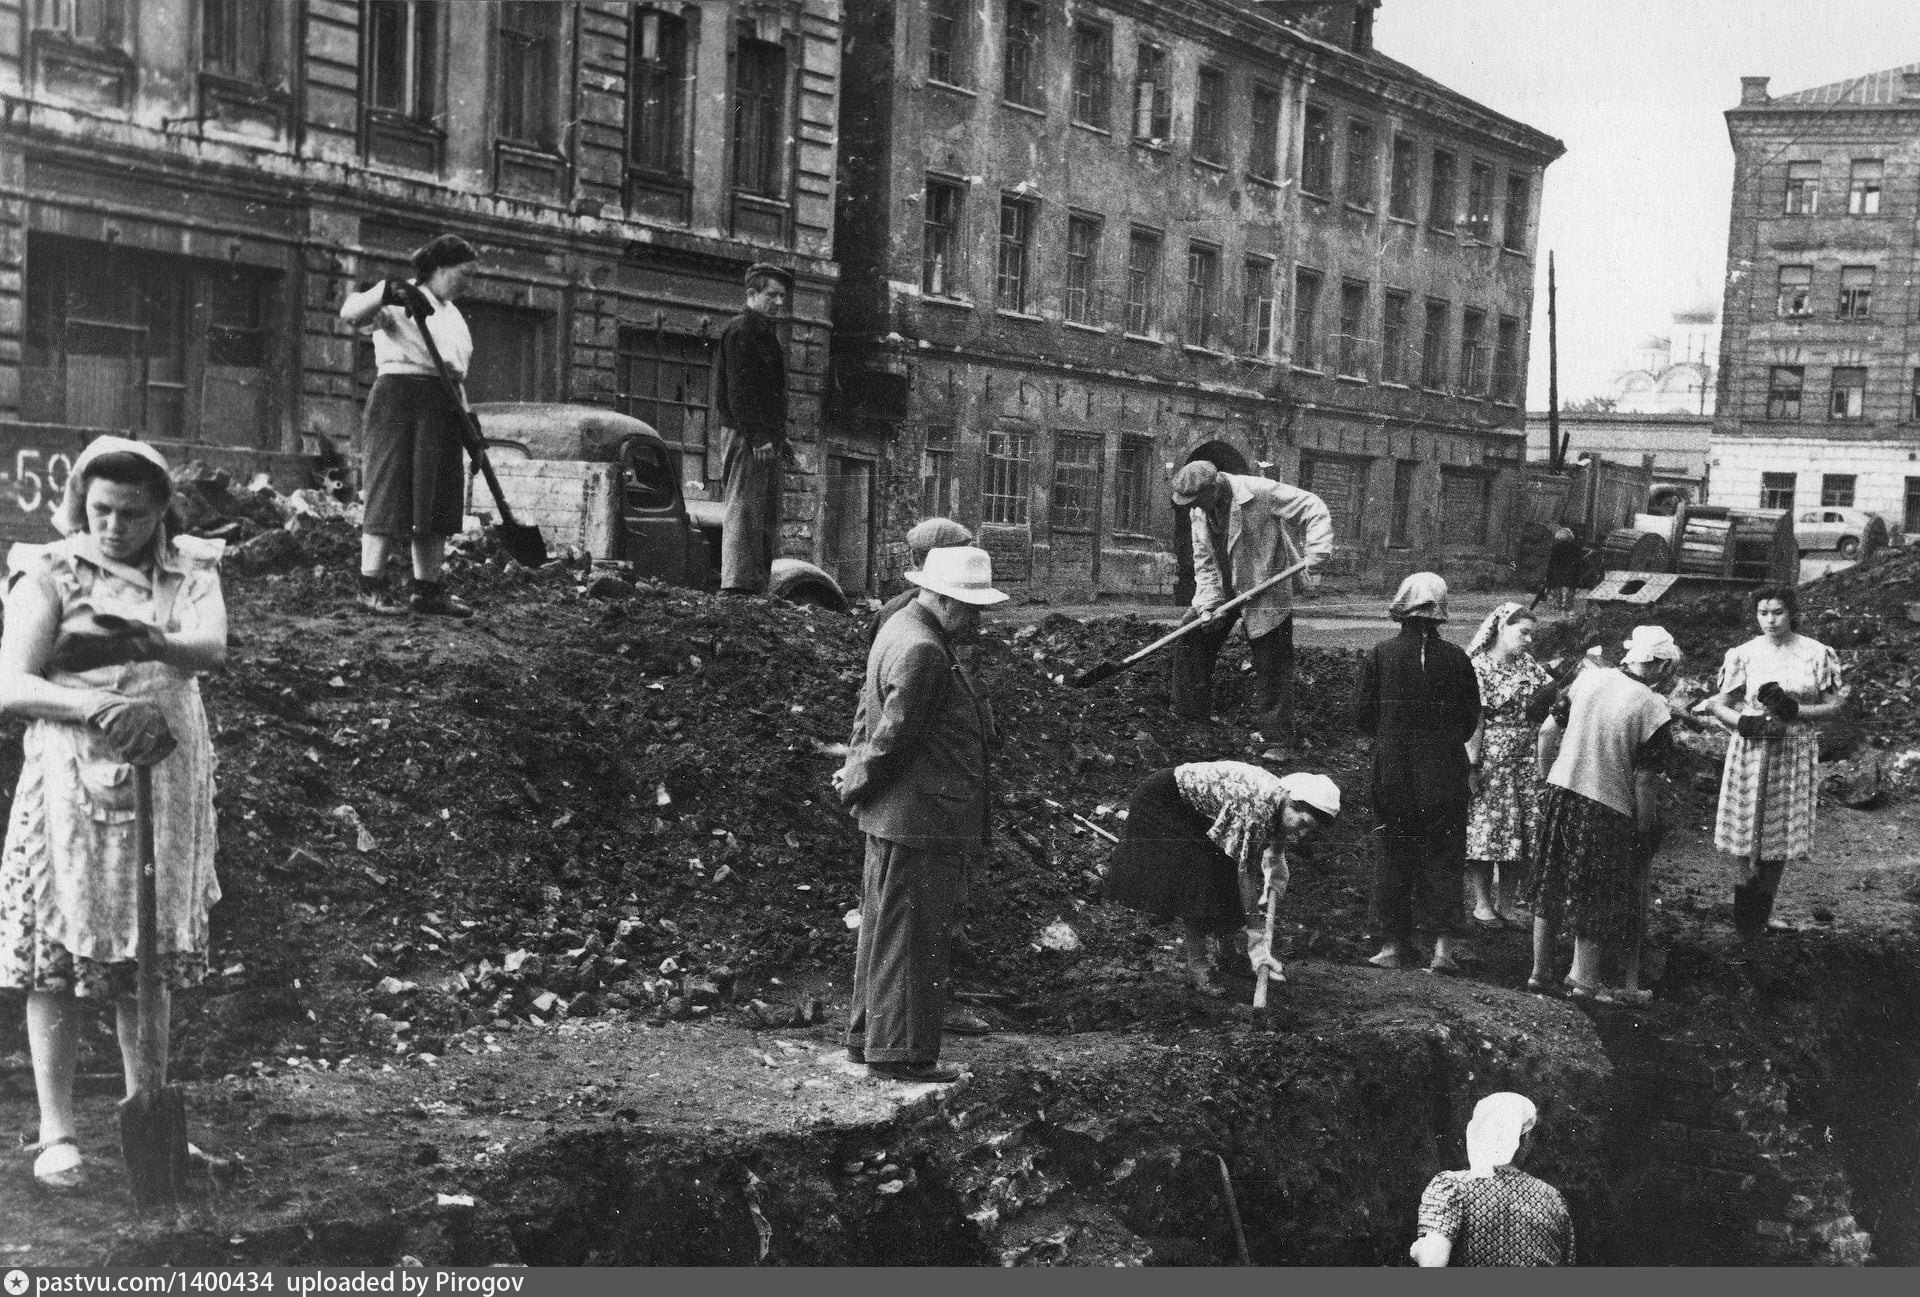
[714,263,795,596]
[1169,460,1334,748]
[833,546,1005,1083]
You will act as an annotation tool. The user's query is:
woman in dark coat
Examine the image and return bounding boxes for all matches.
[1530,527,1583,613]
[1355,572,1482,973]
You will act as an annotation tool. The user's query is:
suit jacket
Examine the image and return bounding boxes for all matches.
[839,599,994,853]
[1174,474,1335,639]
[713,308,789,450]
[1354,623,1482,820]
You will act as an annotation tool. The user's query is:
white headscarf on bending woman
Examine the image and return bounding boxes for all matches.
[1464,1091,1537,1177]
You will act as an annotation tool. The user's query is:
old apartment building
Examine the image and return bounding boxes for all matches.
[0,0,845,565]
[831,0,1562,597]
[1714,64,1920,535]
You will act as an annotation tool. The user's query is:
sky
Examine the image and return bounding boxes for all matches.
[1372,0,1920,409]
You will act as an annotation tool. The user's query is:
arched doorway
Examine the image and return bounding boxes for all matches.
[1183,440,1253,476]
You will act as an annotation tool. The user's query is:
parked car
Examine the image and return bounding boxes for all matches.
[470,402,848,611]
[1793,506,1885,558]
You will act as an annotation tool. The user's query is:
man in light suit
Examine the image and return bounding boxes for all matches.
[832,546,1003,1084]
[1169,460,1335,744]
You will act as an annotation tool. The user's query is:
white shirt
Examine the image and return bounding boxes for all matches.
[363,283,472,381]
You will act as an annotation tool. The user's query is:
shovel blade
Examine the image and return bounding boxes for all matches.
[495,520,548,569]
[119,1085,189,1208]
[1067,659,1125,689]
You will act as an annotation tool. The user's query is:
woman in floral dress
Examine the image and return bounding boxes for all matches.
[1464,604,1556,928]
[1705,586,1847,940]
[0,436,226,1192]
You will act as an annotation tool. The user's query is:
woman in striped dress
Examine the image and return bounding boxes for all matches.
[1705,586,1847,941]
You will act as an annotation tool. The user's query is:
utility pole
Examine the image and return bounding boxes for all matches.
[1547,251,1564,470]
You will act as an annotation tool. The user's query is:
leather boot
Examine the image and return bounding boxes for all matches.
[1731,883,1763,941]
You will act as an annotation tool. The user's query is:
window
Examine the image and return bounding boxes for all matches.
[1494,316,1520,403]
[1193,66,1226,163]
[1345,120,1376,208]
[1002,0,1043,110]
[1380,291,1409,384]
[497,2,559,148]
[1829,366,1866,421]
[984,429,1034,525]
[368,0,439,122]
[927,0,969,86]
[1914,367,1920,420]
[1458,308,1488,395]
[1838,266,1874,319]
[615,330,713,485]
[1300,105,1332,195]
[921,426,958,515]
[1249,87,1280,182]
[1821,474,1857,508]
[1242,259,1274,357]
[1428,149,1456,231]
[1759,472,1796,510]
[1765,365,1803,419]
[1114,438,1151,534]
[1125,228,1160,334]
[1300,454,1366,541]
[629,9,688,176]
[1439,470,1490,546]
[1389,135,1418,219]
[30,0,125,46]
[462,303,546,404]
[1051,433,1102,531]
[1421,298,1450,389]
[731,37,786,198]
[1849,159,1883,215]
[22,233,272,446]
[1464,161,1494,241]
[1185,244,1220,348]
[1293,268,1323,369]
[1784,161,1819,215]
[203,0,270,81]
[996,195,1035,312]
[1389,460,1417,547]
[922,178,964,296]
[1502,171,1531,251]
[1336,279,1368,379]
[1776,265,1811,317]
[1070,20,1111,129]
[1906,477,1920,534]
[1065,213,1101,324]
[1132,42,1170,143]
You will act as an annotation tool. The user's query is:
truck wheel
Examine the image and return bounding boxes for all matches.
[1838,537,1860,557]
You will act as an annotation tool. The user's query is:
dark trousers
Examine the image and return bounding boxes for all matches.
[720,428,783,592]
[1371,808,1469,949]
[1170,611,1295,737]
[845,836,961,1064]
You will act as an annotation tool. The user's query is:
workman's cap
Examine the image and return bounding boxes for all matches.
[1170,461,1220,505]
[906,517,974,560]
[744,262,795,290]
[907,546,1009,606]
[1621,625,1682,665]
[1277,772,1341,822]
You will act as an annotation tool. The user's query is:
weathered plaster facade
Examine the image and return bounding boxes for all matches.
[831,0,1560,598]
[0,0,842,558]
[1715,64,1920,536]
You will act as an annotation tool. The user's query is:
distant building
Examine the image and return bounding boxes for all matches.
[1526,411,1711,496]
[831,0,1562,598]
[1713,63,1920,535]
[1611,295,1717,415]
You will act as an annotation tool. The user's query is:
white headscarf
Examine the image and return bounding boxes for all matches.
[1464,1092,1537,1178]
[1276,771,1341,820]
[1620,625,1682,666]
[1388,571,1450,623]
[1466,601,1528,656]
[53,435,178,567]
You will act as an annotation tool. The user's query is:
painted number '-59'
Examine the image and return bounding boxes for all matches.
[15,449,74,515]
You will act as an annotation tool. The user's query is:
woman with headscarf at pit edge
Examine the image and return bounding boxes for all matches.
[1463,602,1567,928]
[1410,1092,1575,1266]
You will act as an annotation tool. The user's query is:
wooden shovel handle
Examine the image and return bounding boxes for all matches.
[132,764,164,1099]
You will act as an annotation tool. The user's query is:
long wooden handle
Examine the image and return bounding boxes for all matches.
[404,297,525,528]
[1748,732,1771,869]
[1252,859,1281,1009]
[1125,557,1316,668]
[132,765,163,1099]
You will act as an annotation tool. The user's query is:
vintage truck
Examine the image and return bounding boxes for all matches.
[470,402,848,611]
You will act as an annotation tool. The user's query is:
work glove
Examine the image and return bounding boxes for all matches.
[84,694,176,766]
[381,278,432,314]
[1755,681,1800,722]
[1736,713,1782,740]
[47,612,166,674]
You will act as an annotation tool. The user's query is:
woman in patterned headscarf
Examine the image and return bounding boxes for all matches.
[1463,603,1560,928]
[1105,762,1340,996]
[1411,1092,1575,1266]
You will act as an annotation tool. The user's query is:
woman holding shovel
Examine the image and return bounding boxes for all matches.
[1104,763,1340,996]
[1705,586,1847,942]
[0,437,226,1192]
[339,233,483,618]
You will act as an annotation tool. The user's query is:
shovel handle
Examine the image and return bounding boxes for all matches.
[1252,855,1281,1009]
[132,764,164,1099]
[1074,557,1316,688]
[403,297,529,532]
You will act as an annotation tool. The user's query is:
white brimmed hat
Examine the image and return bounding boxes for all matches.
[907,545,1009,605]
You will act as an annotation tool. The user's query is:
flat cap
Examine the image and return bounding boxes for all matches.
[1170,460,1220,505]
[744,262,795,289]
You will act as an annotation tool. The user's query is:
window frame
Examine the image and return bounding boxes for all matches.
[1300,104,1333,196]
[1242,258,1275,358]
[366,0,441,125]
[1776,264,1812,318]
[1049,432,1103,533]
[31,0,127,49]
[1248,85,1281,183]
[1463,159,1494,242]
[1125,226,1161,336]
[1002,0,1044,111]
[730,34,788,200]
[1192,65,1227,164]
[1828,366,1867,421]
[921,424,959,516]
[628,7,690,179]
[926,0,970,88]
[1344,119,1376,209]
[1784,160,1819,215]
[1336,278,1368,380]
[1069,18,1112,130]
[1380,290,1409,385]
[496,1,561,150]
[614,327,717,488]
[1848,159,1884,215]
[1420,298,1450,390]
[1759,472,1796,511]
[921,176,965,298]
[1458,307,1488,395]
[1438,468,1492,546]
[1185,241,1221,349]
[983,427,1035,526]
[1389,459,1417,548]
[1493,315,1520,404]
[1113,436,1153,535]
[1292,267,1324,371]
[1131,41,1171,144]
[1389,134,1418,220]
[202,0,273,83]
[1838,265,1874,320]
[1501,170,1531,251]
[1821,473,1858,508]
[1765,365,1804,420]
[1064,211,1102,325]
[995,193,1037,313]
[1299,451,1369,542]
[1427,148,1457,232]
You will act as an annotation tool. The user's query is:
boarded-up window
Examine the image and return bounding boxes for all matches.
[1050,433,1101,531]
[1439,469,1490,546]
[616,329,713,486]
[1300,453,1367,541]
[462,303,546,404]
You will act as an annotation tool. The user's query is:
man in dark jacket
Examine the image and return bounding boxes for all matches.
[714,263,793,593]
[833,547,1004,1083]
[1354,572,1482,973]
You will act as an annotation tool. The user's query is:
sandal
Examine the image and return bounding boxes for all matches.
[32,1137,85,1193]
[1562,977,1604,1001]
